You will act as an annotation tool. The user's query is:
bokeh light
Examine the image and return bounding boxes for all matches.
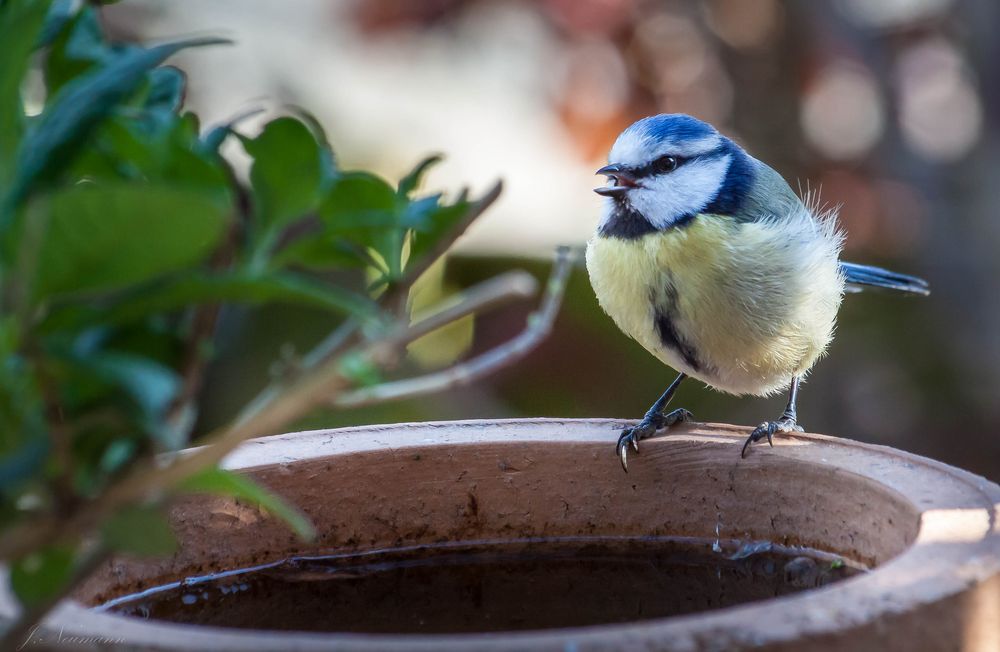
[836,0,954,28]
[703,0,784,51]
[895,38,982,163]
[801,62,884,161]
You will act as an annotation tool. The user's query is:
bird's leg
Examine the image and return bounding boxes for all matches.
[741,376,805,458]
[617,372,692,472]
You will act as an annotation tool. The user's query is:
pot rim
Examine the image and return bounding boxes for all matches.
[3,418,999,651]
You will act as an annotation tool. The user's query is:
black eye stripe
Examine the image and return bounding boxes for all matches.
[630,155,688,178]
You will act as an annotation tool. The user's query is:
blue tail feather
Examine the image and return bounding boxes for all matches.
[840,262,930,296]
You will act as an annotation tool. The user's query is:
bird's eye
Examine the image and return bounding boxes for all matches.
[652,155,679,174]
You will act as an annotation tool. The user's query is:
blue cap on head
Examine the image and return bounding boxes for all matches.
[627,114,719,146]
[609,114,726,168]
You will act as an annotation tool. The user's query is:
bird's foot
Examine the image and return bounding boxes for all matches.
[616,408,692,472]
[740,416,803,458]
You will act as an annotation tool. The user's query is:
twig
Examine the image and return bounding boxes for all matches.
[162,212,240,440]
[34,360,75,516]
[0,256,549,563]
[301,317,363,368]
[0,251,567,648]
[336,247,574,408]
[385,270,537,350]
[0,145,512,641]
[163,302,220,438]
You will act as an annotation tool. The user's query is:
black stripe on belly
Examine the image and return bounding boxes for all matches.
[653,304,702,372]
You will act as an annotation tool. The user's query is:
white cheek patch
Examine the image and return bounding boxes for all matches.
[629,154,732,229]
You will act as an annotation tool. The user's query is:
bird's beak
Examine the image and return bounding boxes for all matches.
[594,163,638,197]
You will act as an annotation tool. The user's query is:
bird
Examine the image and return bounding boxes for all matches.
[585,113,929,472]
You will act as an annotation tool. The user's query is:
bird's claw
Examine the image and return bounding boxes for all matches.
[741,417,802,458]
[616,408,692,472]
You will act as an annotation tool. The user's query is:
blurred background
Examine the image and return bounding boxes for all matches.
[102,0,999,480]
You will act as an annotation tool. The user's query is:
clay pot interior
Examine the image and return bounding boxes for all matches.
[50,419,998,651]
[77,420,915,623]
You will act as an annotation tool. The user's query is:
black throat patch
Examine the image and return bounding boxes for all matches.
[599,198,699,240]
[598,199,658,240]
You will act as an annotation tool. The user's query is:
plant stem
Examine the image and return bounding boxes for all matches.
[401,270,537,344]
[336,247,574,408]
[164,212,240,441]
[0,252,554,564]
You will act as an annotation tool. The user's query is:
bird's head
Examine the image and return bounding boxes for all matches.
[595,114,755,237]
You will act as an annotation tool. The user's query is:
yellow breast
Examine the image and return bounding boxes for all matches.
[585,214,843,396]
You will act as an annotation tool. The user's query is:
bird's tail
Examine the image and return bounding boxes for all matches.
[840,262,930,296]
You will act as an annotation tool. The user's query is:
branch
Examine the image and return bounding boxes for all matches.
[163,301,220,437]
[136,271,539,482]
[374,270,537,356]
[335,247,575,408]
[408,270,536,336]
[165,195,241,440]
[0,256,550,563]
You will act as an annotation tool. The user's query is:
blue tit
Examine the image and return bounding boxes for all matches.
[585,114,929,471]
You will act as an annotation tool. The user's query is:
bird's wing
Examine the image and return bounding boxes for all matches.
[840,261,930,296]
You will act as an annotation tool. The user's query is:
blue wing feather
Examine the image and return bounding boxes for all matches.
[840,262,930,296]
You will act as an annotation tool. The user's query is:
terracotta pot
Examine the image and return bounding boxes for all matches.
[2,419,999,650]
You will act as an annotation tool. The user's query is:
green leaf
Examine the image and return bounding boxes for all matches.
[321,172,398,231]
[320,171,404,279]
[179,467,315,541]
[273,235,374,271]
[42,270,378,333]
[197,107,265,156]
[69,350,180,420]
[0,438,48,495]
[48,337,182,450]
[401,193,444,230]
[0,319,48,494]
[5,36,230,213]
[98,438,137,475]
[10,545,75,608]
[71,427,145,496]
[42,5,107,97]
[407,197,473,267]
[101,505,178,556]
[288,106,337,180]
[199,123,232,154]
[337,350,383,387]
[144,66,186,113]
[397,154,442,197]
[0,0,54,190]
[71,111,228,193]
[241,116,325,228]
[33,182,230,300]
[37,0,79,48]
